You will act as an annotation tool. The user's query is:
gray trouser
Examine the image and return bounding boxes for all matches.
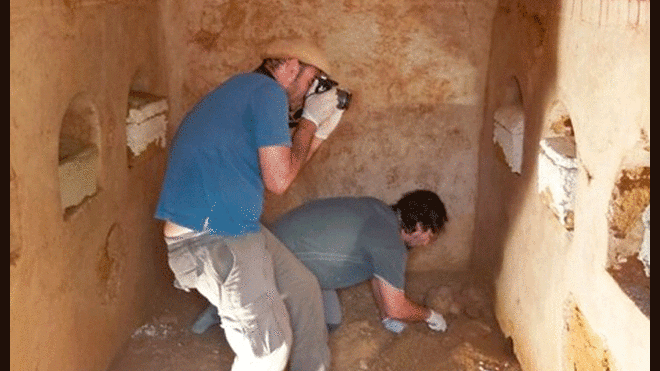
[322,289,342,326]
[165,227,293,371]
[261,227,331,371]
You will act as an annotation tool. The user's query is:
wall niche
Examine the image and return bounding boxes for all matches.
[493,76,525,174]
[125,70,168,169]
[59,93,101,217]
[605,142,650,318]
[537,101,578,230]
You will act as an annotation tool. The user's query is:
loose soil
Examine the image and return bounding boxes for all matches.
[107,270,521,371]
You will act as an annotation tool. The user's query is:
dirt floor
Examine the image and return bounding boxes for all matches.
[107,270,521,371]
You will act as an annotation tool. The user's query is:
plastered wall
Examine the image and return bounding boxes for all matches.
[474,1,650,370]
[175,0,498,272]
[11,1,497,370]
[11,0,650,370]
[10,1,173,370]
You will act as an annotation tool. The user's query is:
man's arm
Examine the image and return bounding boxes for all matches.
[259,85,345,194]
[307,135,325,161]
[259,118,319,195]
[370,276,431,322]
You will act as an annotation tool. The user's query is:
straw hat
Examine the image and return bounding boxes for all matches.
[262,38,331,75]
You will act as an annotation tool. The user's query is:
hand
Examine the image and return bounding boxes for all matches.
[315,108,344,140]
[426,310,447,332]
[382,318,407,334]
[301,87,341,128]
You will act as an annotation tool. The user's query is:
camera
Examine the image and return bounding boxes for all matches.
[289,76,352,128]
[313,76,352,110]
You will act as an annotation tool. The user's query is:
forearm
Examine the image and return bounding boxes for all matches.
[289,119,317,171]
[258,120,322,195]
[387,297,432,322]
[306,136,324,161]
[370,278,387,318]
[371,278,431,322]
[372,278,447,332]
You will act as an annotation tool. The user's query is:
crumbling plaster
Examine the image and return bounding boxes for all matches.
[474,1,649,371]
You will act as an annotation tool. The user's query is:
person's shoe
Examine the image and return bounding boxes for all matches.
[326,323,341,334]
[191,305,221,334]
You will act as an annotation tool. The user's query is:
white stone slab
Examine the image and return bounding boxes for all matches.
[493,105,525,174]
[537,136,578,228]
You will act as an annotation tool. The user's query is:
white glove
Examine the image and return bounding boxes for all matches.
[306,78,320,97]
[315,108,344,140]
[426,310,447,332]
[382,318,407,334]
[302,87,341,128]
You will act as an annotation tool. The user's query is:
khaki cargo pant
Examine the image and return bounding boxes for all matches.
[165,227,295,371]
[261,226,331,371]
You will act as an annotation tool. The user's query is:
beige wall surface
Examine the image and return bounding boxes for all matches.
[474,1,649,370]
[10,1,172,371]
[175,0,498,272]
[11,1,497,369]
[11,0,649,370]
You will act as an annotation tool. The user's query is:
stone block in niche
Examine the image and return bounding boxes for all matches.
[537,136,578,229]
[126,91,168,158]
[493,105,524,174]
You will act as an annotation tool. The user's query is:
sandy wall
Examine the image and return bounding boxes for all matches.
[473,1,650,370]
[176,0,498,272]
[10,1,173,370]
[11,1,497,369]
[12,0,649,370]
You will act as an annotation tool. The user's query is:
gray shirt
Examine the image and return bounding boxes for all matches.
[269,197,407,290]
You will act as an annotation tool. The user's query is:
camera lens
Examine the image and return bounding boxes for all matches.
[337,89,352,110]
[315,77,338,94]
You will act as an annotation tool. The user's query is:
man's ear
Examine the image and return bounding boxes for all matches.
[286,58,301,75]
[276,58,301,87]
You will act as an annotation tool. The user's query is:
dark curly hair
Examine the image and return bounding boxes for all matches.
[391,190,448,234]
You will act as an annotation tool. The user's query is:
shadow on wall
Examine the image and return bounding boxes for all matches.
[471,0,560,280]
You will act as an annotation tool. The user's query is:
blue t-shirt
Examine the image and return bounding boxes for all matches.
[155,72,291,236]
[269,197,408,290]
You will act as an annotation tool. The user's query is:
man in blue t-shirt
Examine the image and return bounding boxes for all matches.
[155,38,346,371]
[193,190,450,346]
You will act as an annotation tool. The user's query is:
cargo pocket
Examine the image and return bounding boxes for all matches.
[167,244,199,292]
[222,295,288,358]
[208,238,234,284]
[249,306,287,357]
